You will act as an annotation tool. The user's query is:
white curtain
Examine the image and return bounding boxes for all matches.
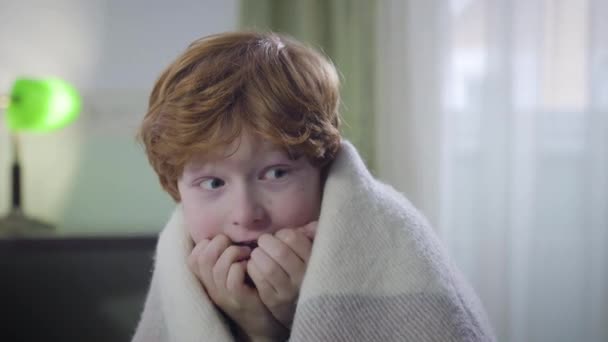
[376,1,608,341]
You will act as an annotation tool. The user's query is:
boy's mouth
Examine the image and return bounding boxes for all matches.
[234,240,258,288]
[235,240,258,249]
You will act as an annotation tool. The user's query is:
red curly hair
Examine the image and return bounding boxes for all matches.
[137,31,342,201]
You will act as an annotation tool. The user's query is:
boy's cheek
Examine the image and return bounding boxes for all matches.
[190,227,222,245]
[184,211,223,244]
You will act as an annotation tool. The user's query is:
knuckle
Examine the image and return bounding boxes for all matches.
[211,264,223,280]
[200,277,214,292]
[201,248,216,265]
[215,235,231,247]
[262,259,281,278]
[195,249,208,266]
[277,290,296,303]
[258,233,272,246]
[258,285,278,301]
[251,247,262,260]
[226,279,239,293]
[278,229,298,244]
[275,243,292,259]
[225,245,240,258]
[213,294,231,309]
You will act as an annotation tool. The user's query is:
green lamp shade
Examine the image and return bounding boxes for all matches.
[5,78,81,132]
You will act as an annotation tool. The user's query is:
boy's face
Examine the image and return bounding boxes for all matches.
[178,130,322,245]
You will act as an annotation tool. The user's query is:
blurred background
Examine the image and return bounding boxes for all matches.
[0,0,606,341]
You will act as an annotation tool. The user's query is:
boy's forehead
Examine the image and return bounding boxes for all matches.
[184,137,289,170]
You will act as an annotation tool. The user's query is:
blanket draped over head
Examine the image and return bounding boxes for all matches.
[132,141,496,342]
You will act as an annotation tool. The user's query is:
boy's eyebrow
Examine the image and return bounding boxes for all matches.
[183,159,214,176]
[184,148,297,177]
[265,150,302,163]
[286,149,302,160]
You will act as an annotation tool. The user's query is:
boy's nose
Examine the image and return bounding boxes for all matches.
[230,187,268,230]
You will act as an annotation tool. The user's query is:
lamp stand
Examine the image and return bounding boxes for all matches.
[0,133,54,236]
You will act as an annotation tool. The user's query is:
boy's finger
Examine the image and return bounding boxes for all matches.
[250,247,292,297]
[247,259,278,303]
[270,229,312,265]
[214,245,252,290]
[296,221,318,240]
[202,235,231,268]
[196,235,231,291]
[226,260,252,295]
[188,239,210,273]
[258,233,306,274]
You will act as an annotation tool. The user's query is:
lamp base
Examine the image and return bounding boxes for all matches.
[0,210,54,237]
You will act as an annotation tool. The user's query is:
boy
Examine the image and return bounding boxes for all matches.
[133,31,494,342]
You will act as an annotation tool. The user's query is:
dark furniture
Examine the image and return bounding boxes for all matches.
[1,234,157,342]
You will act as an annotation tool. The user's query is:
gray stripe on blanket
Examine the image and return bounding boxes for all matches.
[290,293,491,342]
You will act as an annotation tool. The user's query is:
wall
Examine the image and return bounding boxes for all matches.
[0,0,239,235]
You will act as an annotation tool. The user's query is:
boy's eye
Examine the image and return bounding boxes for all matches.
[200,178,225,190]
[264,167,289,180]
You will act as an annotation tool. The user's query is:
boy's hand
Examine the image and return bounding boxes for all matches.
[188,234,288,341]
[247,222,317,328]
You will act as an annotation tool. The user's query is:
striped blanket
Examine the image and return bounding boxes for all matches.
[132,141,495,341]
